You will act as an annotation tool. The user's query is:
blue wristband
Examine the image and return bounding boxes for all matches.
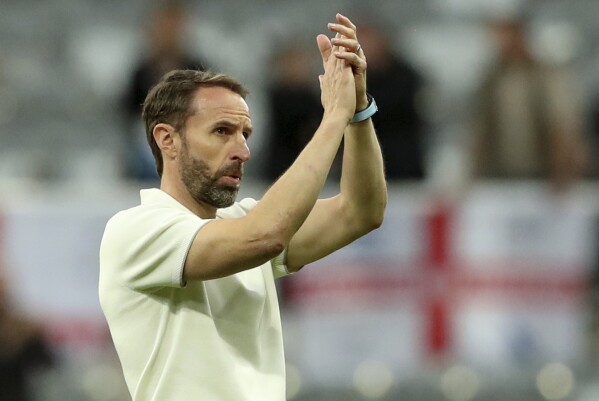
[350,94,378,123]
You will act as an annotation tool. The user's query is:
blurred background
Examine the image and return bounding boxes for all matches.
[1,0,599,400]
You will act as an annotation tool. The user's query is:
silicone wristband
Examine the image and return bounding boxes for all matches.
[350,94,378,123]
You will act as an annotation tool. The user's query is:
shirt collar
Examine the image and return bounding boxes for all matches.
[140,188,239,220]
[140,188,194,214]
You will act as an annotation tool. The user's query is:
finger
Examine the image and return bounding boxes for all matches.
[335,48,347,71]
[318,36,344,73]
[331,37,362,54]
[316,34,333,67]
[335,13,357,31]
[327,22,356,40]
[333,32,344,52]
[334,52,367,72]
[331,33,351,69]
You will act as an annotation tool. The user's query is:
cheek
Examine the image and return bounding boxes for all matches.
[184,133,243,169]
[184,136,219,161]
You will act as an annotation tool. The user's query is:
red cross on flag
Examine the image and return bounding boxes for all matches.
[283,188,592,386]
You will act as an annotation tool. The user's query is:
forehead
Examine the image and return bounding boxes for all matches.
[190,86,251,124]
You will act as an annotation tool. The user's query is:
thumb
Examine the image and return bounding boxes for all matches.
[316,34,332,67]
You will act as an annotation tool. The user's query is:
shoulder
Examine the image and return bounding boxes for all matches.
[100,202,207,285]
[102,202,204,247]
[104,204,155,232]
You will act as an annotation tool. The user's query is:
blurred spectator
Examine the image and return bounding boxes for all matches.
[590,222,599,362]
[262,42,323,181]
[122,0,208,181]
[357,20,427,181]
[468,15,586,191]
[589,91,599,177]
[0,271,54,401]
[262,20,428,183]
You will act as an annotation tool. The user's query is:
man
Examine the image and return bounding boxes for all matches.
[356,19,427,181]
[469,15,586,192]
[0,271,54,401]
[99,14,386,401]
[122,1,209,180]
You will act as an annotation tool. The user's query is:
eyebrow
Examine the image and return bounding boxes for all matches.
[213,119,253,136]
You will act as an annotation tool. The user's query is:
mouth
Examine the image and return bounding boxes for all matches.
[219,172,242,187]
[217,164,243,187]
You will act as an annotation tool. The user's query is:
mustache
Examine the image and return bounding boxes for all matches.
[216,162,244,179]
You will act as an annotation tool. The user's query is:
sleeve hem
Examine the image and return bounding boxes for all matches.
[271,247,294,279]
[175,220,213,287]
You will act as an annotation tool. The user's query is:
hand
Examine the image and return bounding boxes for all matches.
[327,14,368,111]
[316,27,356,122]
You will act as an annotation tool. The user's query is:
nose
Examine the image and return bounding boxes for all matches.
[231,135,251,163]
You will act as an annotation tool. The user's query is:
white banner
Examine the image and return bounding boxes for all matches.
[0,183,595,381]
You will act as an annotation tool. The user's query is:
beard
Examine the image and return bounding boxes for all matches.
[179,143,242,209]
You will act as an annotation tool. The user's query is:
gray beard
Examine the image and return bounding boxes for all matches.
[179,145,240,209]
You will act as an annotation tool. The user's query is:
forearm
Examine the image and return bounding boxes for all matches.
[249,115,348,242]
[340,118,387,227]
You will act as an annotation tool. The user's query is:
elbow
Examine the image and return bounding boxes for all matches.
[367,193,387,231]
[257,224,288,260]
[366,195,387,231]
[371,209,386,230]
[352,197,386,236]
[363,207,385,233]
[244,214,295,262]
[263,237,286,259]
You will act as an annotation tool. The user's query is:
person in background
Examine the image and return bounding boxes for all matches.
[587,90,599,177]
[262,41,323,181]
[357,19,428,181]
[468,15,586,191]
[0,271,54,401]
[122,0,208,181]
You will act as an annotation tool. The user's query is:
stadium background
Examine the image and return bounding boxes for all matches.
[1,0,599,400]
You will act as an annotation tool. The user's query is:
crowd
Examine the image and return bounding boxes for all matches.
[116,3,596,195]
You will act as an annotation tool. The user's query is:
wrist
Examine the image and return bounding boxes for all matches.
[321,111,351,130]
[350,94,378,124]
[355,95,369,111]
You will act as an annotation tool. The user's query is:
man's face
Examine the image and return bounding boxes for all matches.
[178,86,252,209]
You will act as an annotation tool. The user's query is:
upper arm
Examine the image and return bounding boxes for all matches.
[285,196,369,272]
[183,216,285,281]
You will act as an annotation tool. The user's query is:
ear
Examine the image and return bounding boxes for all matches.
[153,123,179,160]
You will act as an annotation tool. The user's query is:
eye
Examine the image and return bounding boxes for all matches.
[243,131,250,139]
[215,127,227,135]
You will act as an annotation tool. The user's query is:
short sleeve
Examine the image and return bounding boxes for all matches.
[270,248,292,279]
[235,197,259,214]
[100,207,209,290]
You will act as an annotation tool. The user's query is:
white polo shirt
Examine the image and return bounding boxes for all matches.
[99,189,290,401]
